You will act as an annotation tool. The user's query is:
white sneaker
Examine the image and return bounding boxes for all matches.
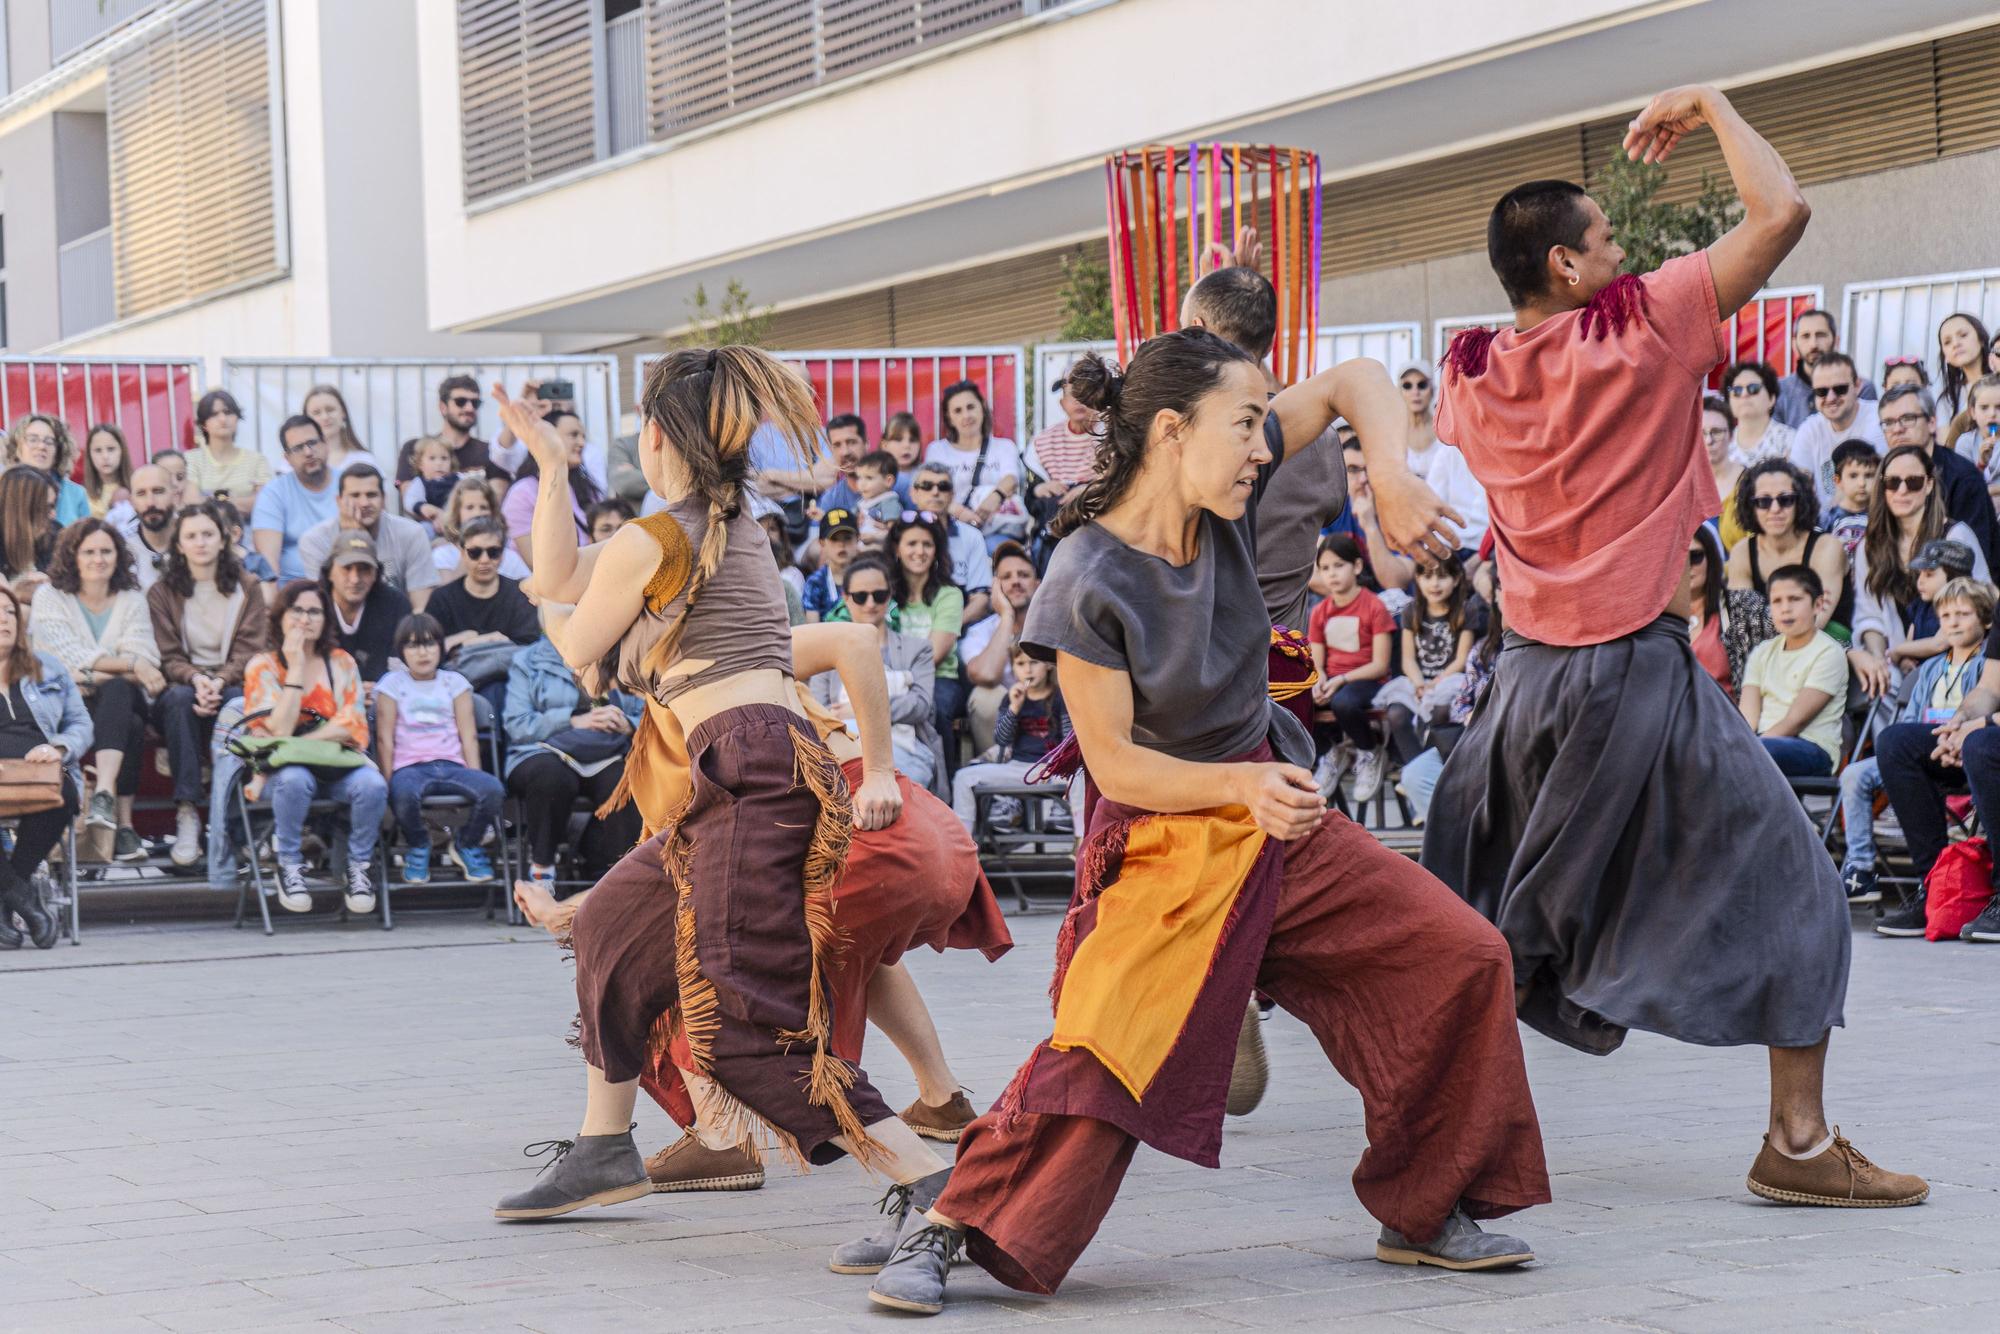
[344,863,376,916]
[1350,748,1387,804]
[170,805,203,868]
[274,864,313,913]
[1314,743,1356,800]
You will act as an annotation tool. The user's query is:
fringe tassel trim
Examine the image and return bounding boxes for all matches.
[1576,272,1648,342]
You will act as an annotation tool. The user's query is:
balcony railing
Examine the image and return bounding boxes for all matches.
[59,227,116,339]
[51,0,167,63]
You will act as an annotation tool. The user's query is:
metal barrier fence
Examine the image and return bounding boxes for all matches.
[0,356,203,463]
[1844,269,2000,387]
[220,356,621,486]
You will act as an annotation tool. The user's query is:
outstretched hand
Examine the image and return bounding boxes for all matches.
[1623,85,1720,165]
[1370,468,1464,564]
[492,383,567,478]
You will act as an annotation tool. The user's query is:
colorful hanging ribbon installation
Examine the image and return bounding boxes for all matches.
[1102,143,1322,382]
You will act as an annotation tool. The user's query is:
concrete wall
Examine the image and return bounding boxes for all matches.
[51,110,108,243]
[316,0,530,357]
[1317,147,2000,355]
[0,113,59,349]
[4,0,50,92]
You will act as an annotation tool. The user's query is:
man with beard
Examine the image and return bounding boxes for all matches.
[1774,309,1876,428]
[117,465,180,591]
[298,465,438,610]
[250,416,342,582]
[399,374,508,484]
[960,541,1040,754]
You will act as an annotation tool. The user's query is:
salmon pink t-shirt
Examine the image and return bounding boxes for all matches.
[1435,251,1729,647]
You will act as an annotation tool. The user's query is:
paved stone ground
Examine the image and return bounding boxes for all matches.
[3,901,1997,1333]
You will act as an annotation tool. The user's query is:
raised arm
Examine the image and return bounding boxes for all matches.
[1624,85,1810,317]
[492,383,603,605]
[1269,358,1460,561]
[537,523,653,674]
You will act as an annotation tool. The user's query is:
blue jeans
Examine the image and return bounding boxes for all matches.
[1838,756,1884,869]
[265,764,388,866]
[387,759,505,849]
[1761,735,1832,777]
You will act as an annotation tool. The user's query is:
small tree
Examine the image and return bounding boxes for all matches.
[1056,249,1115,342]
[676,278,773,348]
[1594,154,1741,277]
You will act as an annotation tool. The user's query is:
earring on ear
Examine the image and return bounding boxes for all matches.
[1567,273,1581,287]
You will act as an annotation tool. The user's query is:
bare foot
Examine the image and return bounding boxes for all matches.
[513,879,578,935]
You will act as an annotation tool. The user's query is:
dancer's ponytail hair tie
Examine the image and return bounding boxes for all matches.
[1103,369,1126,412]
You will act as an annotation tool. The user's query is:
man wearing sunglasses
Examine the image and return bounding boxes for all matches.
[908,461,993,624]
[1773,310,1876,429]
[398,374,509,486]
[1787,351,1884,507]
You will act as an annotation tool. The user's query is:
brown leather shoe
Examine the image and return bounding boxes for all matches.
[1226,998,1269,1117]
[1747,1128,1928,1208]
[644,1132,764,1193]
[900,1093,977,1143]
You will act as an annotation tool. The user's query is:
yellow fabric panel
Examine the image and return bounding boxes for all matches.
[633,511,693,615]
[1051,813,1267,1102]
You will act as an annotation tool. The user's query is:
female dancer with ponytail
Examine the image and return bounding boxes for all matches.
[490,348,961,1228]
[853,330,1549,1315]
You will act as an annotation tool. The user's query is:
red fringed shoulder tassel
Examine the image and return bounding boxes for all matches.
[1577,272,1648,342]
[1442,326,1498,382]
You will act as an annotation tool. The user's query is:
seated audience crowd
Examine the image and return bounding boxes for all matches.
[8,318,2000,952]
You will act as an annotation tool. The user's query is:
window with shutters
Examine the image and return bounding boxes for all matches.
[105,0,287,323]
[458,0,599,201]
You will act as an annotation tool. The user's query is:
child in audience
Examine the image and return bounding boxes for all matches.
[1305,534,1395,798]
[1400,570,1506,825]
[1739,564,1848,778]
[374,613,501,884]
[1886,538,1977,672]
[1838,576,1993,904]
[881,412,924,500]
[951,644,1070,831]
[402,437,460,529]
[852,449,905,537]
[802,509,860,619]
[1945,374,2000,496]
[1368,554,1476,802]
[1819,440,1878,558]
[586,498,634,543]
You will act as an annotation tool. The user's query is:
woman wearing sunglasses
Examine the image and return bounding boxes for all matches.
[1721,360,1791,467]
[810,552,946,796]
[1724,457,1849,640]
[1848,444,1992,698]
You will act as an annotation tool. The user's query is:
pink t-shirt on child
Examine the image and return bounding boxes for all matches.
[1435,251,1729,647]
[375,668,473,768]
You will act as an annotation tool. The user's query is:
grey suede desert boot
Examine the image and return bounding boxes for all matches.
[494,1131,649,1220]
[1376,1204,1534,1271]
[867,1209,963,1315]
[830,1166,952,1275]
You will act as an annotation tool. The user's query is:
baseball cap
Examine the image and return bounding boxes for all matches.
[820,507,858,538]
[1910,538,1975,575]
[329,529,380,569]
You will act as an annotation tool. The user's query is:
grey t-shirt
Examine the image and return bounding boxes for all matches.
[1023,437,1313,768]
[1254,416,1346,630]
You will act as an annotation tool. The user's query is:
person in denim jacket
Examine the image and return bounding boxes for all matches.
[502,635,643,887]
[0,584,92,947]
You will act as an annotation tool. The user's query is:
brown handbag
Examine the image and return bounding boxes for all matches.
[0,758,63,817]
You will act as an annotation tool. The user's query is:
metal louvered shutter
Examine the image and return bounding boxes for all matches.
[1937,25,2000,159]
[1321,129,1584,279]
[887,242,1087,345]
[765,288,897,348]
[458,0,598,203]
[106,0,286,322]
[1581,43,1937,198]
[648,2,1032,140]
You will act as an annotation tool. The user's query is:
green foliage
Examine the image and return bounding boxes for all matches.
[676,278,773,348]
[1057,249,1116,342]
[1594,155,1742,277]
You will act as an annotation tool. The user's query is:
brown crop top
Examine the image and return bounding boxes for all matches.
[603,497,795,706]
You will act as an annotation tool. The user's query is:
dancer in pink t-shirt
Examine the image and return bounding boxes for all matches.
[1422,84,1927,1209]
